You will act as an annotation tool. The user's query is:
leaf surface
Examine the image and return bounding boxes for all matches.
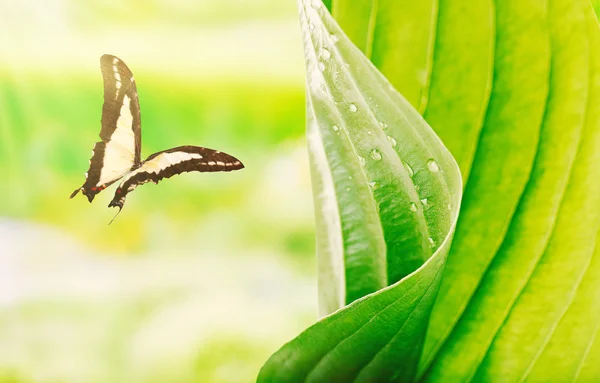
[258,1,461,381]
[261,0,600,381]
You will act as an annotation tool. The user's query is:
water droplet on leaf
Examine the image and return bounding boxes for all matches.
[427,159,439,173]
[349,103,358,112]
[387,136,397,147]
[319,48,331,61]
[370,149,382,161]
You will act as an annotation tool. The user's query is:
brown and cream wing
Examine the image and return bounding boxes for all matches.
[71,54,142,202]
[108,146,244,209]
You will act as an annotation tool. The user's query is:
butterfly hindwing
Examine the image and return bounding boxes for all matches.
[108,146,244,210]
[70,54,142,202]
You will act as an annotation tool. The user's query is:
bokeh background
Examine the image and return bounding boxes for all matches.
[0,1,316,382]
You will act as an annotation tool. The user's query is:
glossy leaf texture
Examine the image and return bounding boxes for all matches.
[328,0,600,381]
[257,0,462,382]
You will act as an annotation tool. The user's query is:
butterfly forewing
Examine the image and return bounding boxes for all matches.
[108,146,244,209]
[99,54,142,158]
[71,54,142,202]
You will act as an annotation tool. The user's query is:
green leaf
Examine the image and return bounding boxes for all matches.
[331,0,493,182]
[302,0,600,381]
[421,1,600,380]
[257,0,462,381]
[260,0,600,381]
[331,0,439,115]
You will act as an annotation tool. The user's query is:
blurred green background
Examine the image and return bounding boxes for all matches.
[0,1,317,382]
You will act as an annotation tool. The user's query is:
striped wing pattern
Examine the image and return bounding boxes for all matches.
[71,54,142,202]
[109,146,244,209]
[70,55,244,217]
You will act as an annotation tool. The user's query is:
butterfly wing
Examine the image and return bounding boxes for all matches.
[71,54,142,202]
[108,146,244,210]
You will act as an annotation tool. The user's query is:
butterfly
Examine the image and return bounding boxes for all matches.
[70,54,244,222]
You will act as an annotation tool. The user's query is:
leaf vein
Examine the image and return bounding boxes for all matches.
[365,0,379,60]
[354,265,444,382]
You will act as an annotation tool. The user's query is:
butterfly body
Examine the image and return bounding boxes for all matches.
[71,55,244,215]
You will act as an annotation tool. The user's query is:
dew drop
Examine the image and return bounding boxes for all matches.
[427,159,440,173]
[403,161,414,177]
[409,202,417,212]
[318,83,326,94]
[319,48,331,61]
[387,135,397,148]
[309,23,315,31]
[370,149,382,161]
[332,124,339,131]
[378,120,388,129]
[421,198,428,206]
[317,62,325,72]
[428,237,436,247]
[448,203,452,211]
[345,186,351,191]
[330,34,339,44]
[358,156,366,166]
[369,181,377,188]
[349,103,358,112]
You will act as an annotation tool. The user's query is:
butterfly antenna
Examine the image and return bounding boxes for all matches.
[108,207,123,225]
